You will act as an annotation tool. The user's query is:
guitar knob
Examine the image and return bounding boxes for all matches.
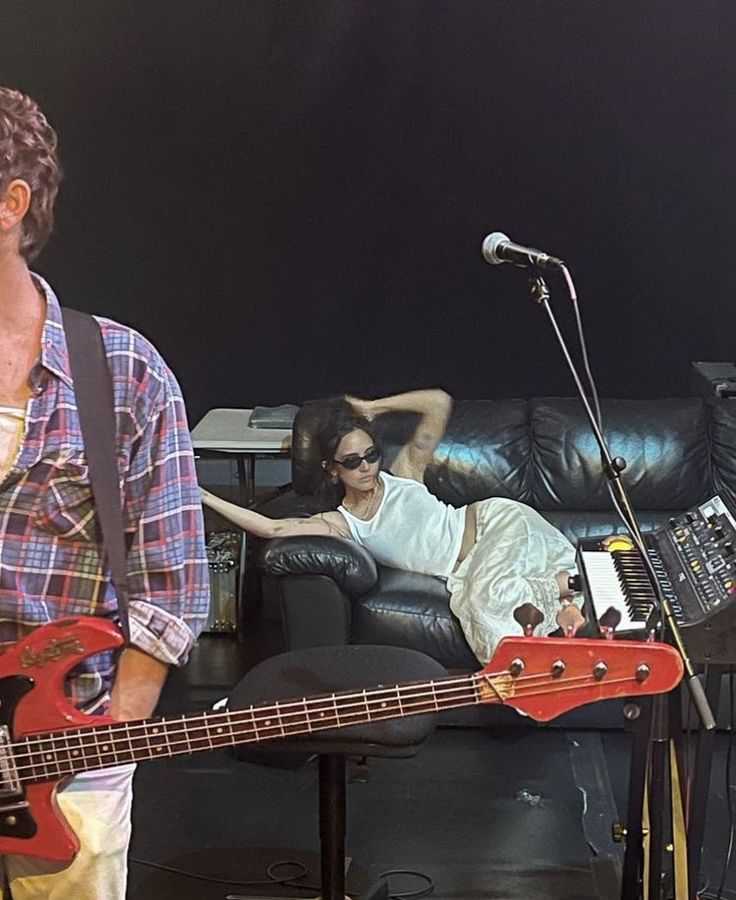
[551,659,566,678]
[593,661,608,681]
[635,663,651,683]
[509,657,525,677]
[513,603,545,636]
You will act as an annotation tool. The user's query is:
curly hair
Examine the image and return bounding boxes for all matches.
[0,87,63,261]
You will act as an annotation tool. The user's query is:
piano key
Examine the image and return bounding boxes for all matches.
[579,550,640,631]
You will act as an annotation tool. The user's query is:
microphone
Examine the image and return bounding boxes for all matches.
[481,232,565,270]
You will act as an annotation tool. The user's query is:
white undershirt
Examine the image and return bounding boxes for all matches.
[0,406,26,484]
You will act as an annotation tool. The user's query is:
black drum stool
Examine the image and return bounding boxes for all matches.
[229,644,446,900]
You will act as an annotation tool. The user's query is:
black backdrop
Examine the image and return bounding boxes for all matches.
[2,1,735,423]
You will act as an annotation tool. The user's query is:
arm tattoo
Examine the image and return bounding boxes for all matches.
[414,429,437,451]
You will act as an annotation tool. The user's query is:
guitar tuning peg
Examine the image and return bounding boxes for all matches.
[599,606,622,640]
[513,602,545,636]
[555,603,586,638]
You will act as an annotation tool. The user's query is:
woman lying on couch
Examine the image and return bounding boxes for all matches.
[200,389,581,663]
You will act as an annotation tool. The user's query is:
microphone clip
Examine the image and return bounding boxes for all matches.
[529,275,550,305]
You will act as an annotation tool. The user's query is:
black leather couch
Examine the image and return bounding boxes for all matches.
[260,396,736,665]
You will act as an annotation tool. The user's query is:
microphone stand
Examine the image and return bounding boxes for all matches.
[526,273,716,900]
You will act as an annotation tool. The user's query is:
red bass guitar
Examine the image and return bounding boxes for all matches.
[0,617,683,862]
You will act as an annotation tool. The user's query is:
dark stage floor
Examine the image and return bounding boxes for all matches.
[126,624,736,900]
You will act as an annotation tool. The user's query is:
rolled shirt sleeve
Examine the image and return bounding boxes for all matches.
[118,342,210,666]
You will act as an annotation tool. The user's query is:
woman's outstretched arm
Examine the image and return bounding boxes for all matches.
[200,488,351,539]
[347,388,452,482]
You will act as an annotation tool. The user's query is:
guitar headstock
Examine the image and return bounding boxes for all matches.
[479,637,684,722]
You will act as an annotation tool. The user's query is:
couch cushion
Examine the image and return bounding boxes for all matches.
[531,398,711,511]
[425,399,532,506]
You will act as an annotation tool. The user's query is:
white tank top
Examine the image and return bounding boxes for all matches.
[0,406,25,485]
[339,471,467,578]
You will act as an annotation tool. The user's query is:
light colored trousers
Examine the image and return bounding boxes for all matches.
[448,497,577,664]
[0,765,135,899]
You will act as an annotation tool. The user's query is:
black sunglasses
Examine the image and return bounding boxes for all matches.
[334,446,381,470]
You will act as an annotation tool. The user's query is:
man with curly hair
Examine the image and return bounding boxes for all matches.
[0,86,210,898]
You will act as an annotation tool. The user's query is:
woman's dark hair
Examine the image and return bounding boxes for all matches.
[314,399,380,504]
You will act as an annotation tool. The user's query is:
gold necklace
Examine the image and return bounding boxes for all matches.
[345,485,378,519]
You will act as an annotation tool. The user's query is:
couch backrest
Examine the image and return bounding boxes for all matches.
[424,399,532,505]
[292,396,723,519]
[529,397,711,511]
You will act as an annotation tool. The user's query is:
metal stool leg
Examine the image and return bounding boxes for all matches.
[320,754,347,899]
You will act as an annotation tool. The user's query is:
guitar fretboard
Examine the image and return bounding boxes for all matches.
[12,674,483,783]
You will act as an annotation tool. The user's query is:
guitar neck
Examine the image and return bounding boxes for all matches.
[16,672,484,782]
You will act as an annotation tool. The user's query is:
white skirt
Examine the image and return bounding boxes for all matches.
[447,497,577,665]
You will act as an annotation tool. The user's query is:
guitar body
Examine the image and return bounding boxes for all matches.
[0,617,123,861]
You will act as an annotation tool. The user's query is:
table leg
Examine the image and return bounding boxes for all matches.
[235,456,252,505]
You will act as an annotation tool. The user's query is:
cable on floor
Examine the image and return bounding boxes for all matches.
[377,868,435,899]
[131,855,435,898]
[129,855,318,890]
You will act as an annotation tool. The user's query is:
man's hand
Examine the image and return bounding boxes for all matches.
[108,646,170,721]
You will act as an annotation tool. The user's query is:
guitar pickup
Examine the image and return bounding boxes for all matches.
[0,726,21,797]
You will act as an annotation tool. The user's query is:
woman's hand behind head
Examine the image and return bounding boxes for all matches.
[344,395,374,421]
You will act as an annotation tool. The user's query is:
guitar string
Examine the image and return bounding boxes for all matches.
[11,674,652,783]
[9,674,657,784]
[7,673,662,781]
[9,664,643,753]
[10,666,661,754]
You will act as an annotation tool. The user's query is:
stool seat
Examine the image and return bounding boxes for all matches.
[229,644,446,758]
[228,644,447,900]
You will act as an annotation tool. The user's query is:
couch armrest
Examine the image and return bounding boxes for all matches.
[259,536,378,598]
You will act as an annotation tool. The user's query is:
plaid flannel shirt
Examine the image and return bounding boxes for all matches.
[0,277,210,706]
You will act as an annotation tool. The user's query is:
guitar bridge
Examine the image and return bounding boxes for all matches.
[0,726,21,797]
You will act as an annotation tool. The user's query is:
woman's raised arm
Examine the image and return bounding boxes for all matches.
[347,388,452,482]
[200,488,351,539]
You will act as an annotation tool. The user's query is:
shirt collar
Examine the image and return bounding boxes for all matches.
[32,274,74,388]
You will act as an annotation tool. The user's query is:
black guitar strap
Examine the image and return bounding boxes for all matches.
[60,308,130,642]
